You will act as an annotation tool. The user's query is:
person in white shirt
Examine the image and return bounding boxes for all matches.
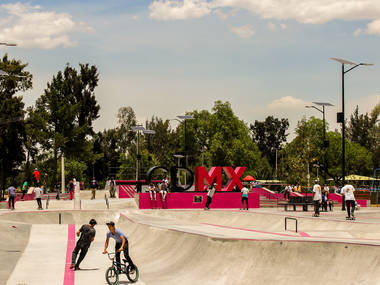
[34,186,43,210]
[241,185,250,210]
[312,180,322,217]
[341,184,356,219]
[284,184,291,200]
[204,184,216,210]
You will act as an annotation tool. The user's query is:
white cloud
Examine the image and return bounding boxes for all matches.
[230,24,255,38]
[269,96,308,109]
[365,19,380,35]
[149,0,380,37]
[0,3,91,49]
[268,22,276,31]
[354,28,362,36]
[213,9,228,20]
[149,0,211,20]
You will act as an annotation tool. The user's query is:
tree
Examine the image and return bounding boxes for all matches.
[32,63,100,188]
[183,101,270,178]
[0,55,32,198]
[347,106,374,149]
[115,106,137,153]
[145,116,178,166]
[250,116,289,168]
[282,116,373,185]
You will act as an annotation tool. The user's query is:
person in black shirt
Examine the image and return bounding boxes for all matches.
[70,219,97,270]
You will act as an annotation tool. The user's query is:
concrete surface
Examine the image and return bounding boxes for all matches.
[2,200,380,284]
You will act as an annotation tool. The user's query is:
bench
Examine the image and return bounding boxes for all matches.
[278,196,314,211]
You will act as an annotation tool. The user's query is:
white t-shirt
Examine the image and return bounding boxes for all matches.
[341,184,355,201]
[323,186,329,192]
[34,187,42,199]
[207,188,216,198]
[313,184,322,201]
[241,187,249,197]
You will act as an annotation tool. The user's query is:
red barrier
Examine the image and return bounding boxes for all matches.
[139,192,260,209]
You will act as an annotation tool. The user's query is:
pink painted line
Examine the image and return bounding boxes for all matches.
[63,224,75,285]
[299,231,311,237]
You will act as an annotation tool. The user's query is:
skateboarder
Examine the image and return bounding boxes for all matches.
[103,221,136,272]
[34,186,43,210]
[21,180,28,200]
[341,184,356,220]
[70,219,97,270]
[8,185,16,210]
[204,183,216,210]
[32,168,40,187]
[312,180,322,217]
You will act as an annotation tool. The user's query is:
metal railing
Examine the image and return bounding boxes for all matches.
[285,217,298,233]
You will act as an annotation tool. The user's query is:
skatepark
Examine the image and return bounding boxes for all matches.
[2,189,380,285]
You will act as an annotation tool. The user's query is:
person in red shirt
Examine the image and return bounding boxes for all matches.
[32,168,40,187]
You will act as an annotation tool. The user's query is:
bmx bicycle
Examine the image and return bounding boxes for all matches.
[105,252,139,285]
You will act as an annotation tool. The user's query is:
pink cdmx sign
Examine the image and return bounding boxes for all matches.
[195,166,246,191]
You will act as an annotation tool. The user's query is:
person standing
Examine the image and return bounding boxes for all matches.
[34,186,43,210]
[70,219,97,270]
[312,180,322,217]
[21,180,28,200]
[103,221,136,272]
[32,168,40,187]
[55,182,61,200]
[241,185,250,210]
[284,184,291,200]
[68,179,74,200]
[90,177,98,200]
[109,177,116,198]
[341,184,356,220]
[340,185,346,211]
[204,183,216,210]
[8,185,16,210]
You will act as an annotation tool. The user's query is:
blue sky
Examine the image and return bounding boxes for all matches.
[1,1,380,138]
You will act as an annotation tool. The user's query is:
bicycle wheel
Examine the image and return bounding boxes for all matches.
[126,264,139,283]
[105,266,119,285]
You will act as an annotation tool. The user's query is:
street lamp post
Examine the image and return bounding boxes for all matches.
[305,102,333,182]
[331,58,373,186]
[176,115,194,167]
[131,126,155,185]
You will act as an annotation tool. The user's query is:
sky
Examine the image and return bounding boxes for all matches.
[1,0,380,139]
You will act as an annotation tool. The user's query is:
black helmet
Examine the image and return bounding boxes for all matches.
[89,219,97,225]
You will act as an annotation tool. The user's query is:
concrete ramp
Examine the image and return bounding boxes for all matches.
[2,210,380,284]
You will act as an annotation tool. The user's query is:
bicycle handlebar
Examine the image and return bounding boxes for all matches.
[105,252,116,260]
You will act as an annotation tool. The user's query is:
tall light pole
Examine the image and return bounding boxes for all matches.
[305,102,333,182]
[331,58,373,186]
[131,125,155,183]
[176,115,193,167]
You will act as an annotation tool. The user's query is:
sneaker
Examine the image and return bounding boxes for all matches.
[70,264,75,269]
[74,266,81,271]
